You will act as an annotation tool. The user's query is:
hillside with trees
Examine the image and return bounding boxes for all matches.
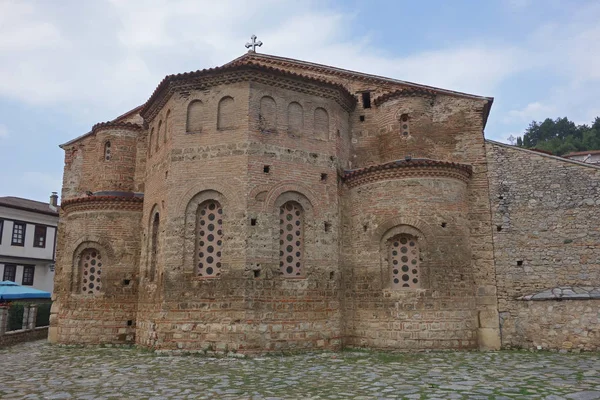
[515,117,600,156]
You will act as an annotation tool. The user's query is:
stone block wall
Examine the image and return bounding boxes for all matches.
[486,141,600,350]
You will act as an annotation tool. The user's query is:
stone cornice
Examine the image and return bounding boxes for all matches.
[61,195,144,214]
[373,89,436,107]
[91,122,144,135]
[141,62,357,122]
[342,159,472,188]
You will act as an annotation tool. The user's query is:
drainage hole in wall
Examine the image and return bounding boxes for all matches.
[321,173,328,182]
[123,279,131,285]
[330,271,335,280]
[359,115,365,122]
[441,222,447,228]
[324,221,331,232]
[263,165,270,173]
[496,225,502,232]
[517,260,523,266]
[253,270,260,278]
[127,320,133,326]
[250,218,257,226]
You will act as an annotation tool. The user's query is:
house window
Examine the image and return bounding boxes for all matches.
[11,222,25,246]
[33,225,47,248]
[80,249,102,295]
[22,266,35,286]
[279,201,304,277]
[389,235,420,289]
[3,264,16,282]
[195,200,223,277]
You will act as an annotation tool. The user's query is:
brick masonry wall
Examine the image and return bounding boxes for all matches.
[486,141,600,350]
[51,208,140,344]
[55,59,501,352]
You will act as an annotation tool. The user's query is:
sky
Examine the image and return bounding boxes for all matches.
[1,0,599,202]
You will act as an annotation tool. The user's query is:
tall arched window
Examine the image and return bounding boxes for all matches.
[279,201,304,277]
[156,120,162,152]
[148,128,154,156]
[104,141,112,161]
[164,109,170,142]
[287,102,303,135]
[217,96,235,130]
[149,212,159,281]
[195,200,223,277]
[80,248,103,295]
[314,107,329,139]
[389,235,420,288]
[186,100,203,132]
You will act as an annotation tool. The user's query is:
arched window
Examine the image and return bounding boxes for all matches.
[259,96,277,132]
[279,201,304,277]
[156,120,162,152]
[389,235,420,288]
[287,102,303,135]
[80,249,103,295]
[164,109,170,142]
[148,128,154,156]
[314,107,329,139]
[186,100,203,132]
[195,200,223,277]
[399,113,410,137]
[149,212,159,281]
[104,141,112,161]
[217,96,235,130]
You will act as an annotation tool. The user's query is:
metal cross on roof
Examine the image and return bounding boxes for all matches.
[245,35,263,52]
[507,135,516,145]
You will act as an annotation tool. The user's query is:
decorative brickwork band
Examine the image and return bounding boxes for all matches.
[91,121,144,135]
[373,88,436,106]
[343,159,472,188]
[62,195,144,214]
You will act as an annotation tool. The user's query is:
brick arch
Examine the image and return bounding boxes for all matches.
[70,237,115,294]
[263,182,320,217]
[177,179,242,216]
[374,216,434,251]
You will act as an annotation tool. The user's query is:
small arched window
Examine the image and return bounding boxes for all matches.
[217,96,235,130]
[149,212,159,281]
[164,110,170,142]
[186,100,203,132]
[196,200,223,277]
[279,201,304,277]
[80,248,103,295]
[104,141,112,161]
[389,235,420,288]
[156,120,162,151]
[399,113,410,137]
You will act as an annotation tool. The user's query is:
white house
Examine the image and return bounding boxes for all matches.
[0,194,59,293]
[563,150,600,165]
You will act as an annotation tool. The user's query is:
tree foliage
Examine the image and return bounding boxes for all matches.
[516,117,600,156]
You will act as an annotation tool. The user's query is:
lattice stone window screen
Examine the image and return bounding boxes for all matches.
[389,235,420,288]
[80,249,102,295]
[279,201,304,277]
[196,201,223,277]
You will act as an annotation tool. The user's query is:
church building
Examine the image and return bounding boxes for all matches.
[49,44,600,352]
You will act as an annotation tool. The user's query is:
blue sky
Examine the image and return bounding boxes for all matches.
[1,0,599,202]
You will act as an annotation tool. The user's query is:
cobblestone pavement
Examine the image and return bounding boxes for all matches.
[1,341,600,399]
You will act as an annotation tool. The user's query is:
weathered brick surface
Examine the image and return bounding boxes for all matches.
[60,54,600,353]
[487,142,600,350]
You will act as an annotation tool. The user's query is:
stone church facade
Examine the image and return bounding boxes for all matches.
[49,51,600,352]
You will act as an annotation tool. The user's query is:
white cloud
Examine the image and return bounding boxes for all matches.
[506,102,557,123]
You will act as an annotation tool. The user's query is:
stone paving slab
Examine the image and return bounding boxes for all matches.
[1,341,599,399]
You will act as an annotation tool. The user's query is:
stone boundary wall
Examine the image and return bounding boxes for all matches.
[486,140,600,350]
[0,327,48,348]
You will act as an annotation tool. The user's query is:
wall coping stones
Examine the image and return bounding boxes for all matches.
[519,286,600,301]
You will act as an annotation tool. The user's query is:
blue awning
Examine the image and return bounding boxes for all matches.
[0,281,51,300]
